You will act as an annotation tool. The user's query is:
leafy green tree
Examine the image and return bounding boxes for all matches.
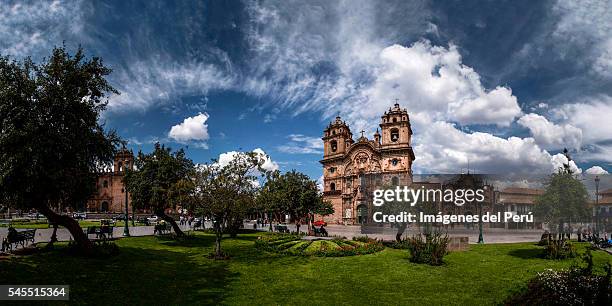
[0,46,120,253]
[256,170,283,231]
[124,143,194,236]
[193,151,263,258]
[533,171,590,239]
[274,171,333,234]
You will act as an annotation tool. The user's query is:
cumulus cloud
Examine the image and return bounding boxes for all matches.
[550,153,582,174]
[218,148,279,172]
[585,166,609,175]
[168,113,210,148]
[555,97,612,145]
[277,134,323,154]
[517,113,582,150]
[413,121,555,175]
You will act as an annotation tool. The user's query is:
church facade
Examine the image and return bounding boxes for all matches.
[320,103,415,224]
[86,148,134,213]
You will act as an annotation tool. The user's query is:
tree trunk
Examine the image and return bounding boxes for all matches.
[268,211,273,232]
[46,224,59,249]
[296,222,301,234]
[396,223,408,242]
[213,220,223,258]
[39,205,93,255]
[156,210,184,236]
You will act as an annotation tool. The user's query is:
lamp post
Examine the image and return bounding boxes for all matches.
[123,187,130,237]
[477,185,487,244]
[595,175,600,234]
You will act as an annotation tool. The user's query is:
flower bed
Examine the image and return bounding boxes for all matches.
[255,234,384,257]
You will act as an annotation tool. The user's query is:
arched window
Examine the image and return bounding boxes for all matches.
[330,140,338,152]
[390,128,399,142]
[118,161,123,172]
[391,176,399,186]
[393,117,397,123]
[392,159,399,166]
[101,201,109,212]
[330,182,336,191]
[103,180,108,188]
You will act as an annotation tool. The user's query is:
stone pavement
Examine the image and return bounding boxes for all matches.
[2,221,543,245]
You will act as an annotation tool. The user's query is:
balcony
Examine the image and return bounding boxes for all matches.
[323,190,342,196]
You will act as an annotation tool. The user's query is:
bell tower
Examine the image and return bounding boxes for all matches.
[114,147,134,174]
[322,116,353,158]
[380,102,412,147]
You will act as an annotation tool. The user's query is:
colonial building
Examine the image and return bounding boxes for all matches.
[86,148,134,213]
[320,103,415,224]
[495,187,544,229]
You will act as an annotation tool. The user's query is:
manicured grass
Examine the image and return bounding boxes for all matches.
[1,232,610,305]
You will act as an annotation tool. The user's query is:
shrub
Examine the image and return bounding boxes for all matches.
[406,232,449,266]
[383,239,409,249]
[543,239,577,259]
[505,250,612,305]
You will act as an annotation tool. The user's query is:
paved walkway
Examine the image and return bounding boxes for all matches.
[2,221,544,245]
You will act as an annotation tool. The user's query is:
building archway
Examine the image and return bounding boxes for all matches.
[101,201,109,212]
[357,204,368,224]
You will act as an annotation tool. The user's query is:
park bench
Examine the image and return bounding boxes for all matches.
[83,226,114,241]
[312,227,328,237]
[274,224,290,233]
[154,223,172,235]
[1,228,36,252]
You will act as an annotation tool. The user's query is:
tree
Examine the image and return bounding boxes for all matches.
[193,151,262,258]
[123,143,194,236]
[533,171,590,240]
[256,170,282,231]
[273,171,333,234]
[0,46,121,253]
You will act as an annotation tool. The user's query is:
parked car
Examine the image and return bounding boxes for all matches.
[73,212,87,220]
[313,220,327,227]
[27,212,40,219]
[147,215,159,223]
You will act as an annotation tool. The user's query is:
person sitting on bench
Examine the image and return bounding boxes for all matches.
[319,225,328,237]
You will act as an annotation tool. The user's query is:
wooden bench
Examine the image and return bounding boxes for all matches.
[83,226,114,240]
[313,227,328,237]
[154,223,172,235]
[274,224,290,233]
[1,229,36,252]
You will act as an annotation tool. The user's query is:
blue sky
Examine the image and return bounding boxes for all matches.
[1,0,611,181]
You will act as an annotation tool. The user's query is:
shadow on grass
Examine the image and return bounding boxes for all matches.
[507,248,543,259]
[0,244,239,305]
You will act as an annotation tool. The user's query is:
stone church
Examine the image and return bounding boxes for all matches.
[321,103,415,224]
[86,147,134,213]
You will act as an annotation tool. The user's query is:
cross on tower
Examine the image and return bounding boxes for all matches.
[394,98,399,103]
[360,130,365,137]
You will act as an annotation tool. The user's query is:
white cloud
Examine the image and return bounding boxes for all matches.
[0,0,86,58]
[277,134,323,154]
[168,113,210,148]
[550,153,582,174]
[552,0,612,79]
[108,61,233,113]
[586,166,609,175]
[218,148,279,172]
[413,121,555,175]
[555,97,612,145]
[517,113,582,150]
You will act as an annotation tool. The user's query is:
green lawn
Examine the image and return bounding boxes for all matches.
[1,232,610,305]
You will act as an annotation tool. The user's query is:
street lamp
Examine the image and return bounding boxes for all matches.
[123,187,130,237]
[477,185,487,244]
[595,175,600,234]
